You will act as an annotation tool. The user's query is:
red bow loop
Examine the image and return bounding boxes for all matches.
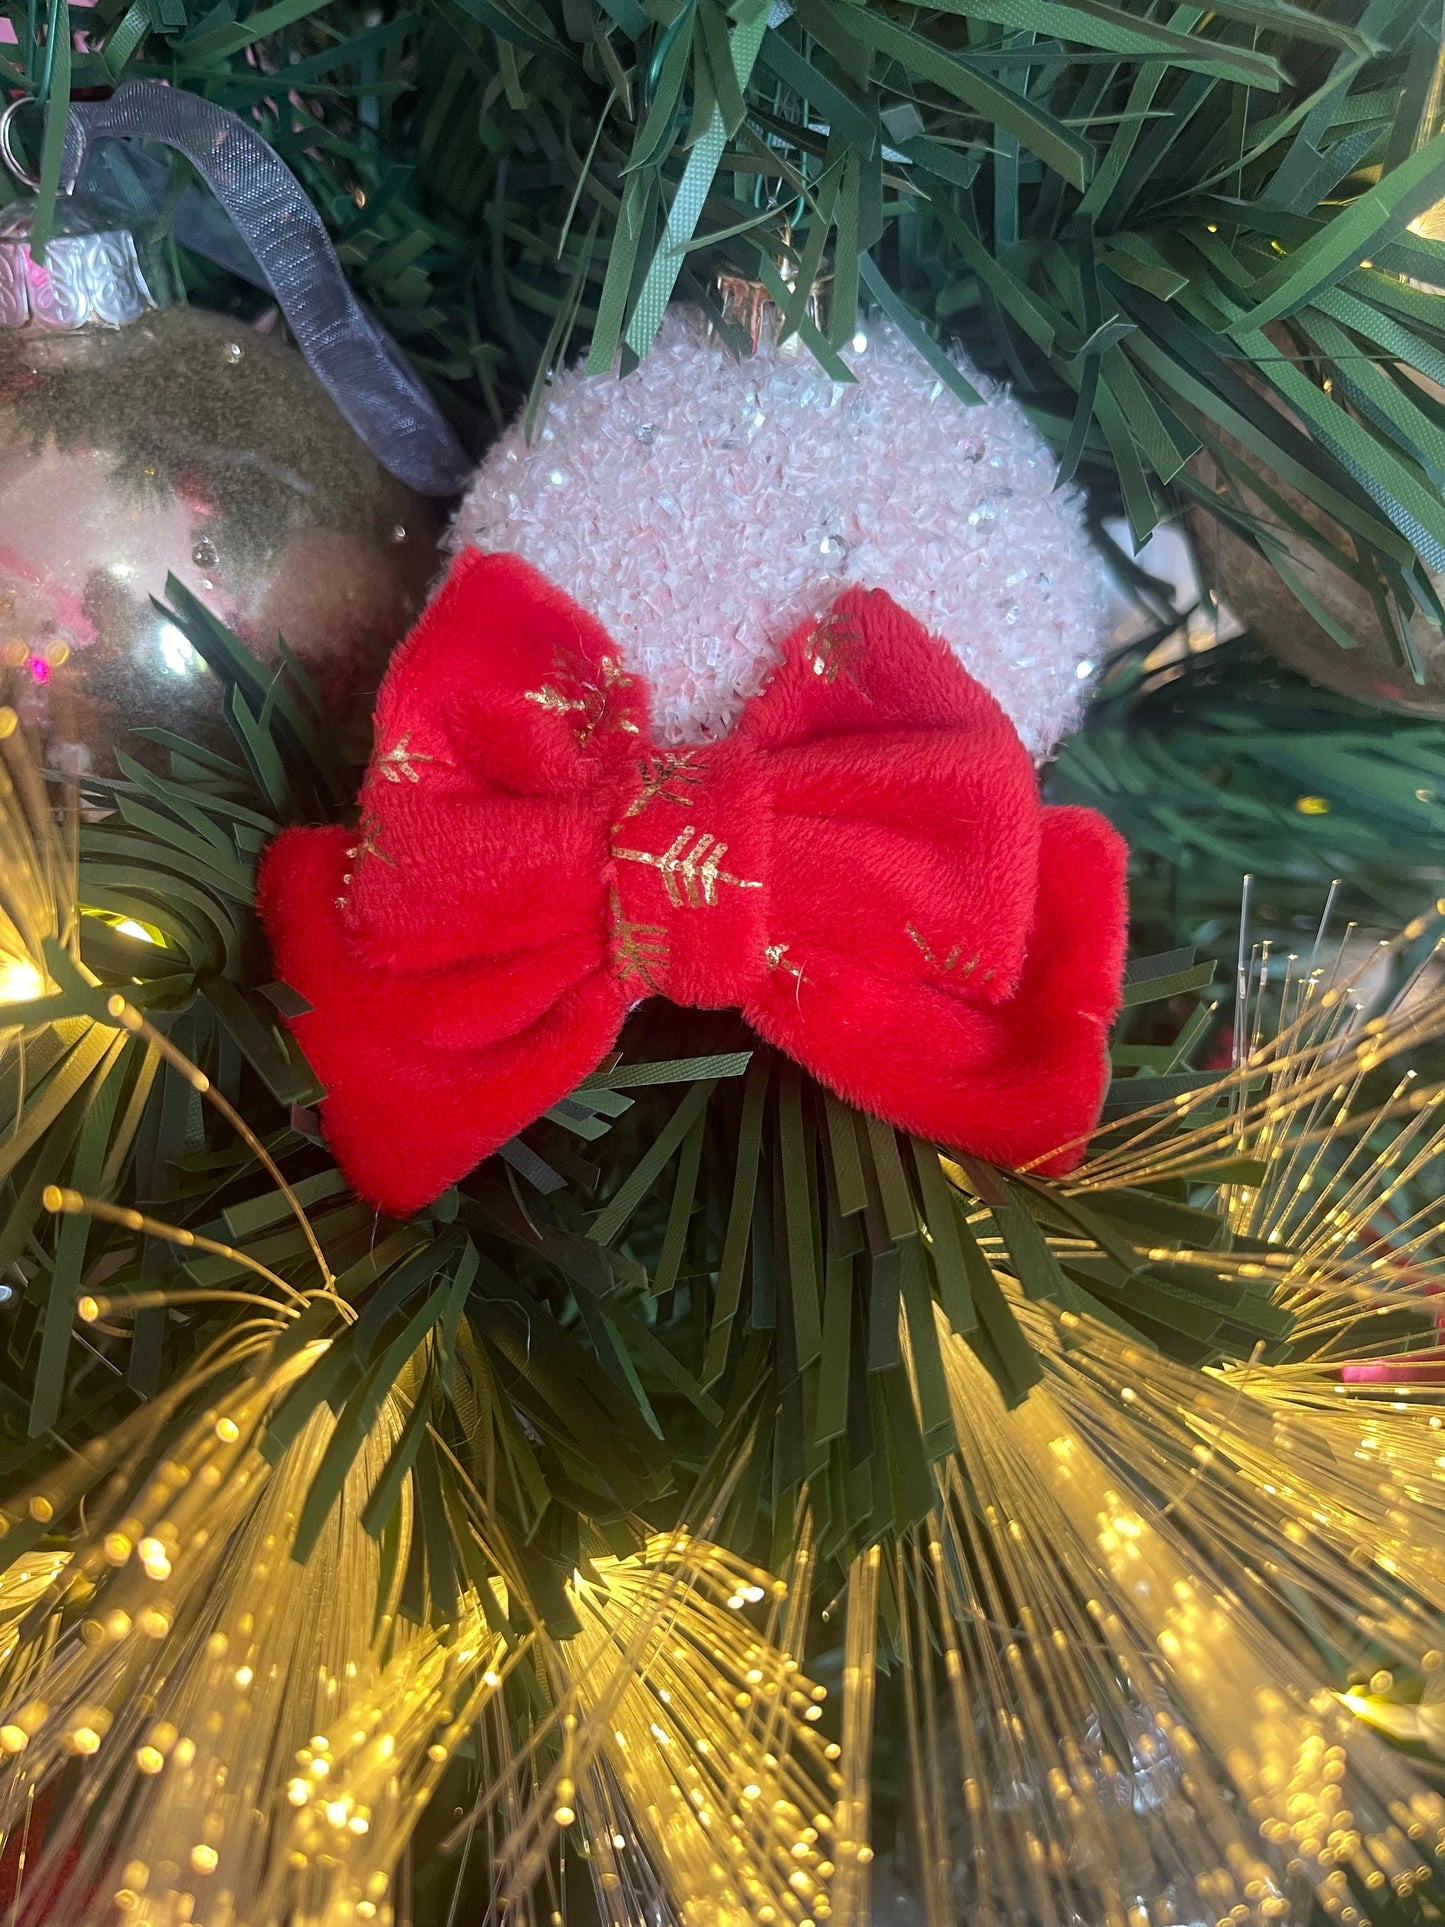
[259,554,1128,1217]
[336,551,647,976]
[739,588,1045,1011]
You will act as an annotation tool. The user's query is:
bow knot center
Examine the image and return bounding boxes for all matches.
[607,748,771,1008]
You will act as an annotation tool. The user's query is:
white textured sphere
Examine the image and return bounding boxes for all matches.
[452,308,1106,759]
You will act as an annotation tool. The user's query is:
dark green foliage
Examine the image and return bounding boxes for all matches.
[1051,631,1445,949]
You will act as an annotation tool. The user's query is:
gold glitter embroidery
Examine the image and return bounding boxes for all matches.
[624,751,707,818]
[803,609,869,693]
[612,826,762,909]
[345,810,395,870]
[905,922,993,980]
[526,653,637,743]
[336,812,396,909]
[764,941,803,982]
[524,682,588,719]
[377,733,436,784]
[609,888,669,992]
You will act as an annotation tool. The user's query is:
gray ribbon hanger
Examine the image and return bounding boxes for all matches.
[58,81,471,498]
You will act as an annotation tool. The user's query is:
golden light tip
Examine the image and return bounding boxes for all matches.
[111,919,158,946]
[0,707,16,740]
[0,958,44,1005]
[77,1296,101,1323]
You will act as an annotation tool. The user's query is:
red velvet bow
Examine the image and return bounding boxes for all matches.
[259,551,1128,1217]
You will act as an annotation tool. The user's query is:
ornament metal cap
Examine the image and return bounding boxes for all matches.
[715,233,832,353]
[0,106,154,333]
[0,205,154,332]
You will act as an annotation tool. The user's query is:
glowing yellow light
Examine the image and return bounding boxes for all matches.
[554,1805,576,1828]
[190,1846,219,1875]
[135,1746,164,1775]
[215,1417,240,1443]
[112,918,158,944]
[137,1535,172,1582]
[1295,795,1331,815]
[0,958,43,1005]
[69,1725,102,1755]
[0,1726,27,1754]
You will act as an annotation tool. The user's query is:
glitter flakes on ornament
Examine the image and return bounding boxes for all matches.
[452,308,1107,761]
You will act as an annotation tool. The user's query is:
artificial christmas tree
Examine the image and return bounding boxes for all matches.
[2,2,1445,1922]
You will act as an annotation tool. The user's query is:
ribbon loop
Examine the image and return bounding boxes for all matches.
[58,80,470,497]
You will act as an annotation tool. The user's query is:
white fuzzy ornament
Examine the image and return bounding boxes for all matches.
[451,308,1106,761]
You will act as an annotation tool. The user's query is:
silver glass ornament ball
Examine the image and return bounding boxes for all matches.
[0,202,442,773]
